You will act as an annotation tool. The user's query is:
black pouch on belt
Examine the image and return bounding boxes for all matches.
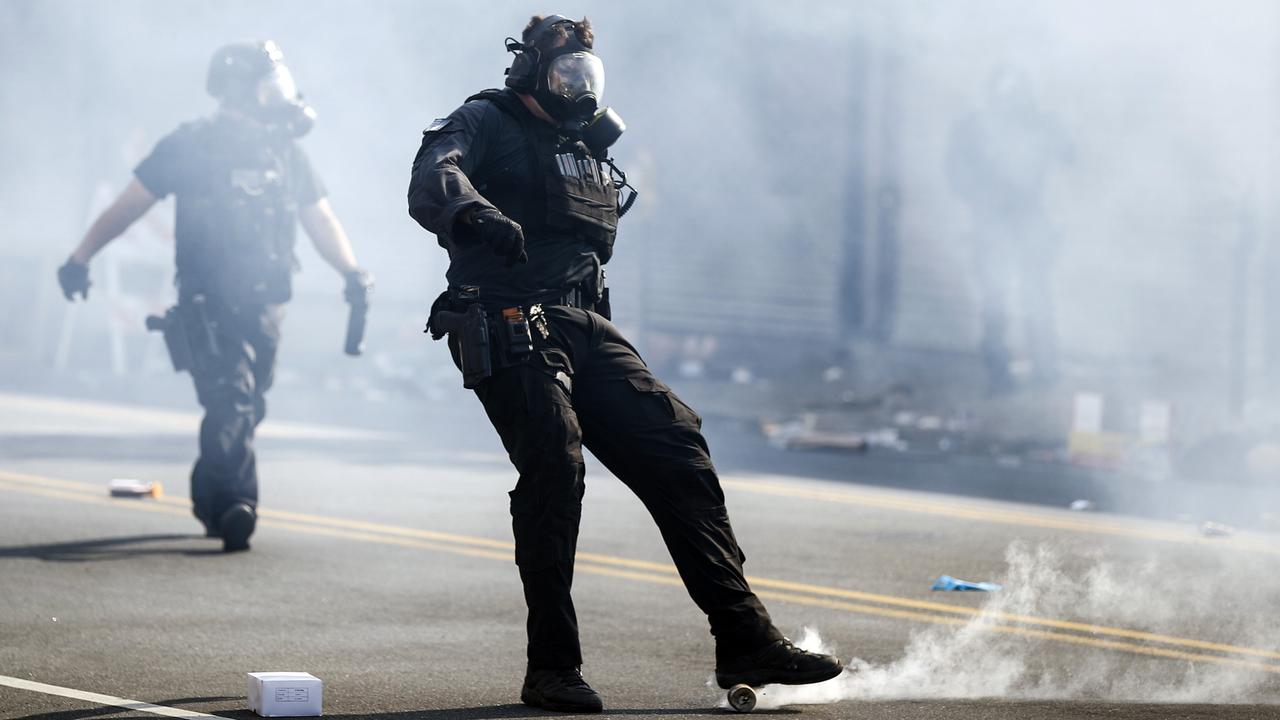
[457,305,493,388]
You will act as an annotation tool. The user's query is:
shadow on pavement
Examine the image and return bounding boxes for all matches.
[13,697,239,720]
[0,533,223,562]
[281,706,788,719]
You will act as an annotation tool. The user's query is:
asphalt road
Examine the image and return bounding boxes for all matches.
[2,391,1280,719]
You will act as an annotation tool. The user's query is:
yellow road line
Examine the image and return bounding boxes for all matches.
[3,470,1279,670]
[723,477,1280,556]
[741,575,1280,661]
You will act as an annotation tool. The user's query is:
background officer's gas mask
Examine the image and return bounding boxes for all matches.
[253,64,318,138]
[207,40,317,138]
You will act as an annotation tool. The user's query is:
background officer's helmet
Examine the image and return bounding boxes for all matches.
[205,40,316,136]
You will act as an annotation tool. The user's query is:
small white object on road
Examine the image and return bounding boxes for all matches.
[108,478,162,498]
[1198,521,1235,538]
[248,672,323,717]
[1069,499,1095,512]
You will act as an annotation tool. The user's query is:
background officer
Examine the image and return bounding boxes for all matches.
[57,40,371,552]
[408,15,842,713]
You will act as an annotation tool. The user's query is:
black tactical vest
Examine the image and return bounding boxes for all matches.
[467,89,620,263]
[175,120,299,306]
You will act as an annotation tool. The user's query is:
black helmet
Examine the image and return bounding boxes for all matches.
[206,40,316,137]
[207,41,282,102]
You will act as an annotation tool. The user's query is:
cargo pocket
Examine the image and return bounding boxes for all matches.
[529,348,574,405]
[626,375,677,427]
[607,374,714,470]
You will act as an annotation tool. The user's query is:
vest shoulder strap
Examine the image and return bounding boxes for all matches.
[465,88,531,126]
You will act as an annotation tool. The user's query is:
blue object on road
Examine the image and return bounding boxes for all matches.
[931,575,1002,591]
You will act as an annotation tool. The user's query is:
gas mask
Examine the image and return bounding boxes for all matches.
[253,64,317,138]
[542,50,626,155]
[541,50,603,121]
[505,17,626,154]
[207,41,316,138]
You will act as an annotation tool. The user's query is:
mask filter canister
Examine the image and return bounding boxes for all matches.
[582,107,625,155]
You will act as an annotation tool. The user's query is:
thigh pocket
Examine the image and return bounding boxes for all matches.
[530,349,575,403]
[625,375,677,428]
[603,374,712,469]
[626,375,704,430]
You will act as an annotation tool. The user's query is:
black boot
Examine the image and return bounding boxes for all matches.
[218,502,256,553]
[520,667,603,713]
[715,638,844,689]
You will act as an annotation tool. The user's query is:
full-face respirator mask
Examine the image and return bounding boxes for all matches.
[504,16,626,155]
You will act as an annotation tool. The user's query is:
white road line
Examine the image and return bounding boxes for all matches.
[0,675,222,718]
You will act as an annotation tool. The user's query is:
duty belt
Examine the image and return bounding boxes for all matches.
[448,284,597,312]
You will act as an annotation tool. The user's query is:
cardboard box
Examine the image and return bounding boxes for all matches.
[247,672,322,717]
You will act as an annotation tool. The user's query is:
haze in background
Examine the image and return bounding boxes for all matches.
[2,0,1279,458]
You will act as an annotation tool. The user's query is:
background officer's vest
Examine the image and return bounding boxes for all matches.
[175,119,299,306]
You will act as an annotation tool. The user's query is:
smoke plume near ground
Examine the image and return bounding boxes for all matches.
[717,542,1280,709]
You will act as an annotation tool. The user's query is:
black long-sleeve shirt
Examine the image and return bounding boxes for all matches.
[408,89,602,306]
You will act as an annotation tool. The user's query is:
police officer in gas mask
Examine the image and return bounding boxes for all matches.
[408,15,841,712]
[57,41,371,552]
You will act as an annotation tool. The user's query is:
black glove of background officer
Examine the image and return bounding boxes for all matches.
[469,207,527,267]
[57,259,91,301]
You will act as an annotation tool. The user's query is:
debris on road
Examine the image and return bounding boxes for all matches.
[916,415,943,431]
[108,478,162,498]
[760,416,867,452]
[1069,499,1096,512]
[863,427,908,452]
[759,418,916,453]
[248,672,323,717]
[1198,521,1235,538]
[931,575,1002,592]
[996,454,1023,468]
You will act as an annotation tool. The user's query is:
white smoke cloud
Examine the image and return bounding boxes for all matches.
[713,542,1280,710]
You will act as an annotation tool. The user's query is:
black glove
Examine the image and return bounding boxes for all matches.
[344,267,374,306]
[57,259,90,301]
[470,207,527,267]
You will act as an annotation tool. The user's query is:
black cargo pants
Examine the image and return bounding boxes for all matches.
[453,304,783,670]
[188,303,282,531]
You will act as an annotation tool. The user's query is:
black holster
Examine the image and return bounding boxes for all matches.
[430,300,492,389]
[146,295,221,374]
[145,306,194,373]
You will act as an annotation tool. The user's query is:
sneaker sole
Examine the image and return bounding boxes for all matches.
[716,662,844,690]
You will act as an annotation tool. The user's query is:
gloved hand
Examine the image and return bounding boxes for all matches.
[470,207,527,267]
[344,267,374,306]
[57,259,91,301]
